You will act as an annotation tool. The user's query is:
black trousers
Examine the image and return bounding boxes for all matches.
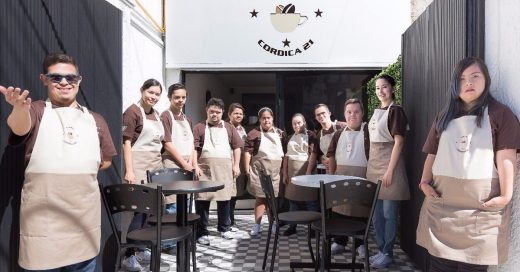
[229,197,237,226]
[195,200,231,237]
[429,255,488,272]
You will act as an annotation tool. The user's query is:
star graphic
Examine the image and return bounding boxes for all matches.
[250,9,259,18]
[282,38,291,47]
[315,9,323,17]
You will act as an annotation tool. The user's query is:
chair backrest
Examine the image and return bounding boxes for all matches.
[259,173,279,223]
[319,178,381,238]
[99,183,164,247]
[147,168,194,184]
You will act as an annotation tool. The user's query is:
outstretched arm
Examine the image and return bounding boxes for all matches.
[1,86,32,136]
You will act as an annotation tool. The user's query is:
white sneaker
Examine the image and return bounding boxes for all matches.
[369,251,384,264]
[356,245,366,258]
[371,254,393,269]
[220,231,234,240]
[250,223,262,236]
[230,226,239,232]
[122,255,142,272]
[135,249,151,264]
[197,235,210,245]
[330,242,346,255]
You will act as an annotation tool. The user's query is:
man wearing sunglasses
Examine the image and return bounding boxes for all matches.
[0,53,116,272]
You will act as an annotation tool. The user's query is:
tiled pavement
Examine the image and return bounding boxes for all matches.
[131,212,421,272]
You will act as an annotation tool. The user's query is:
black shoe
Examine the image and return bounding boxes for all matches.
[283,226,297,236]
[309,230,315,238]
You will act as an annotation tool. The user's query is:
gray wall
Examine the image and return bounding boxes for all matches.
[400,0,484,270]
[0,0,122,271]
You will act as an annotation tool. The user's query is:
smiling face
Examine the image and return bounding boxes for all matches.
[291,115,305,134]
[206,105,223,125]
[169,88,187,112]
[458,63,486,108]
[229,108,244,126]
[314,106,331,126]
[375,78,394,105]
[260,111,274,131]
[41,63,80,107]
[141,85,161,108]
[344,103,363,129]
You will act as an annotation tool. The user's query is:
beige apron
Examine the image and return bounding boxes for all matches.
[162,111,193,203]
[19,101,101,270]
[196,121,234,201]
[417,108,509,265]
[162,110,193,168]
[121,103,164,241]
[333,123,370,217]
[247,128,284,197]
[366,103,410,200]
[285,131,318,201]
[233,125,248,197]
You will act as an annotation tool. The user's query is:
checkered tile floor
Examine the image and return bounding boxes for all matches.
[137,212,420,272]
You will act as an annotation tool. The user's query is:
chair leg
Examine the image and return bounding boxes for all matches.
[270,225,280,272]
[192,222,197,272]
[315,231,320,272]
[351,237,356,272]
[150,246,157,272]
[320,235,326,272]
[307,224,316,263]
[262,222,273,271]
[364,242,370,272]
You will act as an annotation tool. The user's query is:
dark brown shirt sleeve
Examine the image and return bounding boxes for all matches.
[422,117,440,154]
[160,111,173,143]
[92,112,117,159]
[388,105,408,137]
[488,100,520,152]
[122,104,141,143]
[226,122,244,150]
[363,124,370,160]
[192,122,205,151]
[307,130,317,157]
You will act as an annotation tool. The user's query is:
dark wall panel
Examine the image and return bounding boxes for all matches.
[0,0,122,271]
[400,0,484,270]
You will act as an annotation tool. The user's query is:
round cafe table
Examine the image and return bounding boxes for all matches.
[147,180,224,272]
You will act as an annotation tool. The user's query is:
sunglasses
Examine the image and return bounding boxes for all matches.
[45,73,82,84]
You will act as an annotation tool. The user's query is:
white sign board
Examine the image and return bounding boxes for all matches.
[166,0,411,69]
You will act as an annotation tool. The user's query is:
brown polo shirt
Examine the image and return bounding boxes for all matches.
[379,105,408,137]
[8,100,117,165]
[192,121,244,156]
[160,110,193,143]
[423,99,520,157]
[311,121,346,157]
[244,126,288,156]
[122,104,160,145]
[326,123,370,160]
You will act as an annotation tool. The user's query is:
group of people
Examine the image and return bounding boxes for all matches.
[1,53,519,272]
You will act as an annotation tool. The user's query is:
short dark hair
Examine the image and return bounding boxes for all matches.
[314,103,330,111]
[140,78,162,93]
[206,98,225,110]
[167,83,186,98]
[344,98,364,113]
[228,103,245,116]
[42,53,78,74]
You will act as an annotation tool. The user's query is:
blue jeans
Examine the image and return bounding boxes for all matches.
[372,199,398,257]
[24,257,96,272]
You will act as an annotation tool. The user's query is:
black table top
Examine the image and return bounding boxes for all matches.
[146,180,224,194]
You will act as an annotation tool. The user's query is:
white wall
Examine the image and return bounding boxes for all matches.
[486,1,520,271]
[105,0,167,112]
[184,74,230,124]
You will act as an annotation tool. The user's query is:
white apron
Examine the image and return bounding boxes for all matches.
[333,123,370,217]
[247,128,284,197]
[121,103,164,242]
[196,121,234,201]
[417,108,509,265]
[19,101,101,270]
[285,132,318,201]
[233,125,248,197]
[366,103,410,200]
[162,110,194,168]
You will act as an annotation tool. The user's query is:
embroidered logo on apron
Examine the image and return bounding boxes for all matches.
[456,135,470,152]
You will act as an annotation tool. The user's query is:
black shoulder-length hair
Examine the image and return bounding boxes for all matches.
[436,57,492,133]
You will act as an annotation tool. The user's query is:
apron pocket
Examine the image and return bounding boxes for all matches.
[476,209,503,235]
[20,191,48,237]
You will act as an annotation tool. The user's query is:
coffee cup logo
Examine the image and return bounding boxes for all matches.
[271,4,308,33]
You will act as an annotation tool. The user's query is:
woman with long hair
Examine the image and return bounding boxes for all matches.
[416,57,520,271]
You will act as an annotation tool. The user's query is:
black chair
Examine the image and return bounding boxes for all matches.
[146,168,199,272]
[260,173,321,272]
[312,178,381,272]
[100,183,192,272]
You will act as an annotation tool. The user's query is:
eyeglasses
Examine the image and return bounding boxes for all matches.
[45,73,82,84]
